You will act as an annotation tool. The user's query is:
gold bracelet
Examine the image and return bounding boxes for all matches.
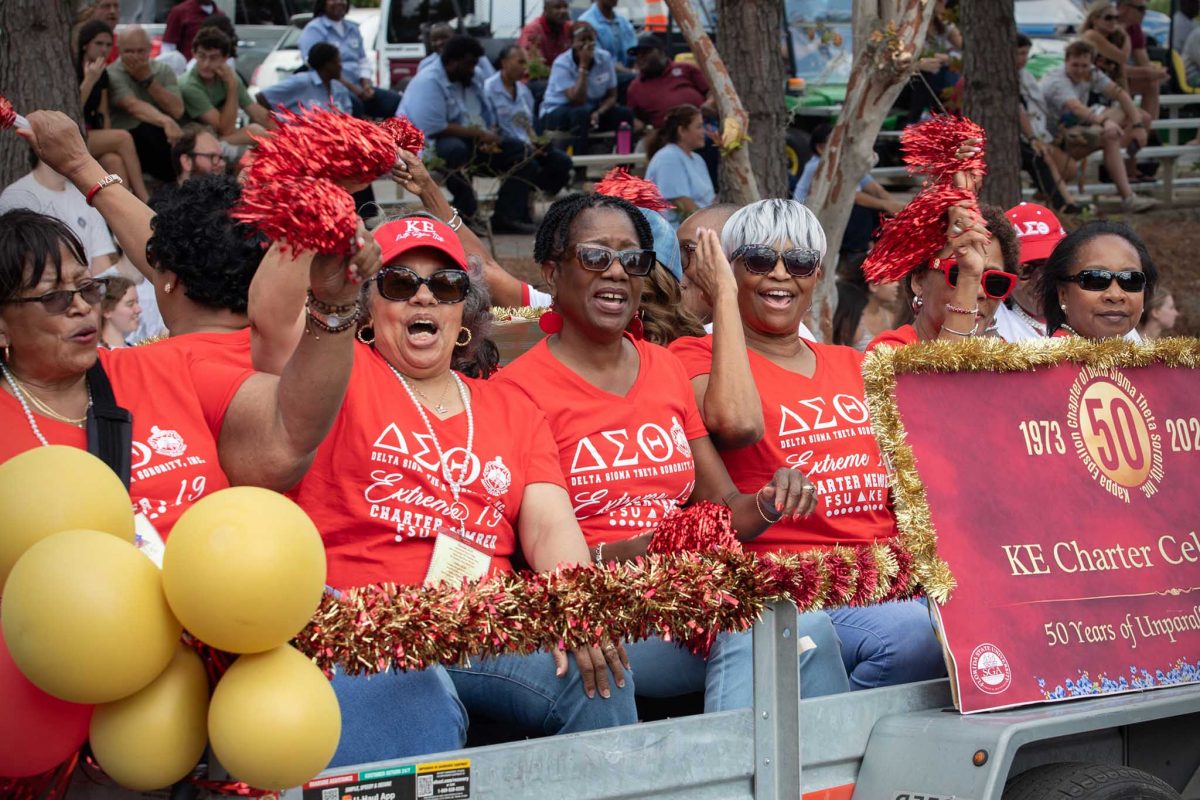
[755,488,782,524]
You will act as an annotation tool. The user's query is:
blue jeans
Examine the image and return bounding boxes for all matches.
[624,611,849,712]
[828,600,947,691]
[330,651,637,768]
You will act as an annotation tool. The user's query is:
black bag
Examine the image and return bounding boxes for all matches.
[85,361,132,488]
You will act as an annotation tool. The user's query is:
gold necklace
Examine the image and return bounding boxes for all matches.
[8,374,89,426]
[408,374,454,415]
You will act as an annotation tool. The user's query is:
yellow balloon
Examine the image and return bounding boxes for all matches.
[90,645,209,791]
[163,487,326,653]
[1,529,182,704]
[0,446,135,592]
[208,645,340,790]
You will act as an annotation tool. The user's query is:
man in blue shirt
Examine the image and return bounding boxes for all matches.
[399,35,541,234]
[257,43,355,116]
[578,0,638,82]
[417,22,496,81]
[539,23,634,157]
[485,45,571,201]
[298,0,400,118]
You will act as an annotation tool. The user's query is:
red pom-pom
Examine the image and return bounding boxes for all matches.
[861,184,976,283]
[379,116,425,155]
[647,502,741,555]
[233,176,358,254]
[594,167,674,211]
[249,106,396,185]
[901,115,987,182]
[0,96,15,130]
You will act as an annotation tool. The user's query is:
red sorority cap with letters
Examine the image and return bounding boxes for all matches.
[373,216,468,270]
[1005,203,1066,264]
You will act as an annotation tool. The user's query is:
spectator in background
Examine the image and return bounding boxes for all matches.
[518,0,573,83]
[1138,286,1178,339]
[1040,40,1157,212]
[257,43,354,115]
[189,15,240,73]
[1118,0,1169,121]
[162,0,225,61]
[484,45,572,203]
[908,0,961,123]
[993,203,1066,341]
[1184,23,1200,85]
[418,22,496,81]
[399,35,541,235]
[76,20,151,202]
[0,148,117,274]
[793,123,904,256]
[72,0,120,63]
[540,23,634,157]
[107,26,184,183]
[1083,2,1133,91]
[99,276,141,349]
[172,126,227,183]
[1174,0,1199,52]
[300,0,402,118]
[832,270,901,351]
[578,0,638,87]
[181,27,274,146]
[644,105,715,226]
[1016,33,1083,214]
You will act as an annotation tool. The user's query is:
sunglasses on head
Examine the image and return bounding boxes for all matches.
[1058,268,1147,293]
[376,266,470,303]
[7,279,107,315]
[574,244,657,277]
[732,244,821,277]
[939,259,1018,300]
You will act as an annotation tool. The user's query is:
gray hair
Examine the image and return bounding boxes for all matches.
[720,199,828,262]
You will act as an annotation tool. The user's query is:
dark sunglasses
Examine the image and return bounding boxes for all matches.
[680,242,697,271]
[1101,13,1120,20]
[376,266,470,303]
[575,244,657,277]
[1018,259,1046,281]
[1128,3,1147,12]
[1058,269,1147,293]
[732,244,821,277]
[6,279,107,314]
[940,261,1018,300]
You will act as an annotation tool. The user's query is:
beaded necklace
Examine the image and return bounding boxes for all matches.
[1011,301,1048,337]
[0,360,92,445]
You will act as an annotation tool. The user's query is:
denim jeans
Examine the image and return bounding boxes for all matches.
[624,610,849,712]
[827,599,947,691]
[329,650,638,768]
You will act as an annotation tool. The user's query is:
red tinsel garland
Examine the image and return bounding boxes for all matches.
[379,116,426,155]
[233,176,359,254]
[594,167,674,211]
[647,502,740,554]
[296,544,919,675]
[248,106,397,185]
[0,96,15,130]
[901,115,987,182]
[861,184,976,283]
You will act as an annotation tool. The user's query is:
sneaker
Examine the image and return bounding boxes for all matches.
[1121,195,1159,213]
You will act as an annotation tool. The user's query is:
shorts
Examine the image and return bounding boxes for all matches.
[1056,125,1104,160]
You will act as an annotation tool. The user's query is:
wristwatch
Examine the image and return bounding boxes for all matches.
[138,75,154,89]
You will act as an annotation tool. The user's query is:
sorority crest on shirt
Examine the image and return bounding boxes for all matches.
[861,336,1200,714]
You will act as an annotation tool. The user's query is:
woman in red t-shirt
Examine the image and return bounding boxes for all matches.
[498,193,851,710]
[670,198,946,690]
[286,215,638,767]
[867,205,1019,351]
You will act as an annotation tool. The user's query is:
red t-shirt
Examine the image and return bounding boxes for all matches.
[164,0,225,60]
[518,16,574,70]
[866,324,919,351]
[166,328,253,369]
[288,342,565,589]
[627,62,710,128]
[0,344,252,537]
[669,335,896,554]
[496,337,709,548]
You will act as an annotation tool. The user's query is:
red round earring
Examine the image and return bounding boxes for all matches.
[628,313,644,340]
[539,308,563,335]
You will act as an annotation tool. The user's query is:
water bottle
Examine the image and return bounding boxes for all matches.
[616,121,632,155]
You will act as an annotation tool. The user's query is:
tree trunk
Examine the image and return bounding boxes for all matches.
[0,0,81,186]
[716,0,789,200]
[662,0,760,204]
[962,0,1021,207]
[803,0,935,341]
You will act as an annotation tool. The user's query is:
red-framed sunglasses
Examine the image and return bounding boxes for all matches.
[936,258,1017,300]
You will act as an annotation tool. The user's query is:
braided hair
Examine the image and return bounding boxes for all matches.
[533,193,654,265]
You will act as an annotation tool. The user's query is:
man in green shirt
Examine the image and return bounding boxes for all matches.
[107,25,184,181]
[180,27,275,146]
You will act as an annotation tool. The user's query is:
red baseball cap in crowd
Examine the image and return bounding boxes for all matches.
[373,217,468,270]
[1005,203,1066,264]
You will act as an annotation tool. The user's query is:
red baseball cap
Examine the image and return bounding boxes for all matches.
[373,217,468,270]
[1005,203,1066,264]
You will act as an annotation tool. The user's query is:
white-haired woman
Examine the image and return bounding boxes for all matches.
[669,199,946,690]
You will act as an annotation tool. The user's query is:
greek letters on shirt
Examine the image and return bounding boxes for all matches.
[774,393,889,518]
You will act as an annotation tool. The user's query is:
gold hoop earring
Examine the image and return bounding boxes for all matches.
[455,327,473,347]
[356,326,375,345]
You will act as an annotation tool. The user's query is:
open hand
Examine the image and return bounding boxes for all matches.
[309,221,382,306]
[554,638,629,700]
[684,228,737,305]
[15,110,93,182]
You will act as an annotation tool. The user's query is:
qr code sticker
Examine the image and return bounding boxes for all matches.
[321,789,338,800]
[417,774,434,797]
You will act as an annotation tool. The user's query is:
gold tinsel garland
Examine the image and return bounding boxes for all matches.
[860,336,1200,605]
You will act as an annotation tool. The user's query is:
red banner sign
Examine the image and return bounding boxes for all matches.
[888,356,1200,713]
